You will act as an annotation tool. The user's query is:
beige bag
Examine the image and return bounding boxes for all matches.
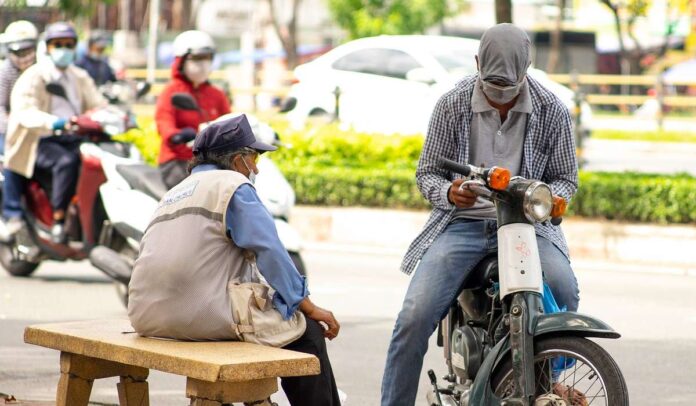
[228,256,306,347]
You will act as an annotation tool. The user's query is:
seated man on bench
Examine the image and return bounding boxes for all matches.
[127,114,341,406]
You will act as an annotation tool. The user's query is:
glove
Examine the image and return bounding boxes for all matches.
[170,127,197,145]
[72,115,102,135]
[52,118,67,131]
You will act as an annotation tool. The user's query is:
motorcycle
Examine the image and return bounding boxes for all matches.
[89,93,306,306]
[0,80,151,280]
[426,158,628,406]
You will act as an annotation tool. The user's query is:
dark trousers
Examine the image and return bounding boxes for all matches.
[34,137,81,213]
[281,319,341,406]
[2,168,26,219]
[159,159,188,189]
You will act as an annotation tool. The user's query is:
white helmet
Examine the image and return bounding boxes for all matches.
[3,20,38,52]
[173,30,215,57]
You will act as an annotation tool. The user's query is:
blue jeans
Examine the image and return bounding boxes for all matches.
[381,219,580,406]
[2,169,26,219]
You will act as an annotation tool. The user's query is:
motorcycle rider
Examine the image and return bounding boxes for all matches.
[381,24,580,405]
[128,115,341,405]
[155,30,231,189]
[75,31,116,86]
[0,20,38,154]
[3,22,106,245]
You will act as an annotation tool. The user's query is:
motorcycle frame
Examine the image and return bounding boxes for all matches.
[439,177,621,406]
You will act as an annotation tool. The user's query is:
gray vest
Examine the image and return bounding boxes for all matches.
[128,169,253,341]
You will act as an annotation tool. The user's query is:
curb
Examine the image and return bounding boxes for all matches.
[290,206,696,274]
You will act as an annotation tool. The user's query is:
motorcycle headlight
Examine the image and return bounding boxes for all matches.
[523,182,553,222]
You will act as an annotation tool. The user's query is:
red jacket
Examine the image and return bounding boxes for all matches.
[155,56,231,164]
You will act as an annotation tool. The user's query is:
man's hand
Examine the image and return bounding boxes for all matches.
[299,298,340,340]
[448,179,478,208]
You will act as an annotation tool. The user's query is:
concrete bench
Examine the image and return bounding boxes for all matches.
[24,319,320,406]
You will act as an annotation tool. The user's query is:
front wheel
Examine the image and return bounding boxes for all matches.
[0,244,40,277]
[492,336,628,406]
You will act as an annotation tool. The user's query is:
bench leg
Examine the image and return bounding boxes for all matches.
[57,352,150,406]
[56,372,93,406]
[186,377,277,405]
[117,376,150,406]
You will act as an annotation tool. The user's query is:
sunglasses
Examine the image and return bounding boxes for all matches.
[10,48,35,57]
[49,41,76,49]
[244,152,259,164]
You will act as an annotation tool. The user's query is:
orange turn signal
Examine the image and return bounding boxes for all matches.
[488,167,511,191]
[551,195,567,218]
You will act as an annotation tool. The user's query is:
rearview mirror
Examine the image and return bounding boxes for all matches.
[171,93,199,111]
[406,68,436,85]
[46,82,68,99]
[278,97,297,113]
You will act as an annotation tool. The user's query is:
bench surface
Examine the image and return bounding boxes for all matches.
[24,319,319,383]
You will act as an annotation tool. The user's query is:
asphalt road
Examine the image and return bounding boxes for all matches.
[582,138,696,175]
[1,247,696,405]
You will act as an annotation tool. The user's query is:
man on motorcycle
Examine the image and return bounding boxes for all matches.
[3,22,106,244]
[75,31,116,86]
[381,24,580,405]
[0,20,38,154]
[155,30,231,189]
[128,115,341,406]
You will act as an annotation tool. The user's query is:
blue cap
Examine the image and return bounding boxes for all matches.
[192,114,276,156]
[44,22,78,42]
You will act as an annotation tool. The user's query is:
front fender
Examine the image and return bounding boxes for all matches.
[536,312,621,339]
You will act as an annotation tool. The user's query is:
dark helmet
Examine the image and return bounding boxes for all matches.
[44,22,78,43]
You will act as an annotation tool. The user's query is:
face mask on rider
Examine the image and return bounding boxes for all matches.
[49,48,76,68]
[184,59,212,86]
[9,50,36,71]
[479,76,526,105]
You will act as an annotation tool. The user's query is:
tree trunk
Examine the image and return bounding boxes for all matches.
[495,0,513,24]
[546,0,565,73]
[266,0,302,69]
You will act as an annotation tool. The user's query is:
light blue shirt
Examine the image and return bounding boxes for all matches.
[192,164,308,319]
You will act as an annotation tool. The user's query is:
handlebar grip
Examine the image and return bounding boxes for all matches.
[438,158,471,177]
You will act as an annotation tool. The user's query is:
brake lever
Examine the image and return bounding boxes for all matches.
[459,179,493,199]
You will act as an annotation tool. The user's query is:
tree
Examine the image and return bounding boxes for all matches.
[598,0,649,74]
[266,0,302,69]
[495,0,512,23]
[546,0,565,73]
[327,0,464,40]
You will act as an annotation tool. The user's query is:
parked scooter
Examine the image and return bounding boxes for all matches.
[0,81,150,280]
[89,93,306,306]
[426,158,628,406]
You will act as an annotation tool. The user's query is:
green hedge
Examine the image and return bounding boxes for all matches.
[125,117,696,223]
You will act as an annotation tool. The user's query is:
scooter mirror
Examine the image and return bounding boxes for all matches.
[171,93,199,111]
[136,81,151,100]
[278,97,297,113]
[46,82,68,100]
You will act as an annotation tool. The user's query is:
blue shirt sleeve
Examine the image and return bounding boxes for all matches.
[227,184,308,319]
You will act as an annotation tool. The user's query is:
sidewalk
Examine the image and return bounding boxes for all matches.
[290,206,696,276]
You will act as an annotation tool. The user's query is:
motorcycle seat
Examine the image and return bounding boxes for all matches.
[467,254,499,290]
[116,164,168,201]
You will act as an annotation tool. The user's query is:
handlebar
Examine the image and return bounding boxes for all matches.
[438,158,511,191]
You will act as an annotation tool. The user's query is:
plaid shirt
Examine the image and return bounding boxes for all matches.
[401,75,578,275]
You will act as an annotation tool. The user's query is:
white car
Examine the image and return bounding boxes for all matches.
[285,35,592,136]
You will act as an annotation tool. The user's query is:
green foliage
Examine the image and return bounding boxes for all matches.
[592,129,696,143]
[570,172,696,223]
[57,0,117,18]
[113,116,161,166]
[269,123,696,223]
[327,0,464,39]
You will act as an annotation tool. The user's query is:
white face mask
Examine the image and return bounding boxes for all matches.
[183,59,212,85]
[479,76,525,105]
[240,155,257,185]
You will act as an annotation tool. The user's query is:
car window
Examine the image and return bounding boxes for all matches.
[332,48,422,80]
[430,48,477,75]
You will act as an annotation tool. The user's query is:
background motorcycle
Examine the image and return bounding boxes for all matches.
[89,94,306,306]
[426,158,628,406]
[0,81,150,279]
